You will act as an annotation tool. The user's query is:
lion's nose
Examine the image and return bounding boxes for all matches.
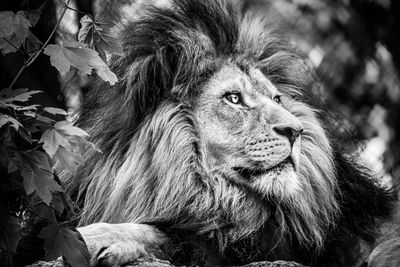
[273,124,303,145]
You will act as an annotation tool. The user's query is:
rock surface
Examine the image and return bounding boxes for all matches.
[28,258,307,267]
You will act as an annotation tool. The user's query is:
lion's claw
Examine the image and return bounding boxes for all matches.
[95,241,152,267]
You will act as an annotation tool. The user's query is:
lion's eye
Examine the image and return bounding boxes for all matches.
[273,95,282,104]
[225,93,242,105]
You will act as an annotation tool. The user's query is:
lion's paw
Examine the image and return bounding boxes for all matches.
[77,223,167,267]
[95,241,152,267]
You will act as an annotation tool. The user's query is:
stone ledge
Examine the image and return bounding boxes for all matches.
[28,258,307,267]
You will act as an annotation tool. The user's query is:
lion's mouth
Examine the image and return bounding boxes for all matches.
[233,158,294,179]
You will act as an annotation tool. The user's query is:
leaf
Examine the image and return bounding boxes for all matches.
[12,90,41,102]
[20,9,42,26]
[60,228,90,267]
[39,122,89,172]
[39,128,71,158]
[43,107,68,116]
[0,114,23,130]
[0,87,29,98]
[44,43,118,85]
[31,201,56,223]
[53,146,84,174]
[56,135,100,174]
[54,121,89,137]
[24,31,42,52]
[18,127,33,143]
[43,44,74,76]
[78,15,124,57]
[22,168,62,205]
[38,224,61,260]
[51,193,65,214]
[0,11,31,54]
[15,104,39,111]
[72,135,101,153]
[23,111,37,118]
[95,63,119,85]
[0,87,41,103]
[0,36,18,54]
[16,150,63,204]
[36,114,56,124]
[39,225,90,266]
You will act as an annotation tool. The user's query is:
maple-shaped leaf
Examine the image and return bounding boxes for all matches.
[0,87,29,98]
[0,36,18,54]
[15,150,63,204]
[36,114,56,124]
[22,167,62,205]
[51,192,65,214]
[71,135,101,153]
[43,107,68,116]
[39,225,90,266]
[53,146,84,174]
[0,87,41,103]
[0,11,31,55]
[18,10,43,52]
[44,42,118,85]
[39,121,88,172]
[0,114,23,130]
[54,121,89,137]
[39,128,71,158]
[78,15,124,58]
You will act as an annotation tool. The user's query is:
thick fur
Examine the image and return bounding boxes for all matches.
[65,0,395,266]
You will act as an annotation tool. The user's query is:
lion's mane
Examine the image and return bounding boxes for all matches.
[66,0,395,266]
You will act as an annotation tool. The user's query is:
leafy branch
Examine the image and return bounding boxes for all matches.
[8,1,72,89]
[0,0,124,265]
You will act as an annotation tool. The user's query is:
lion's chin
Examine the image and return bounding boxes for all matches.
[249,162,302,200]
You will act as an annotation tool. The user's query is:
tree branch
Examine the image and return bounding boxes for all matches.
[8,0,72,89]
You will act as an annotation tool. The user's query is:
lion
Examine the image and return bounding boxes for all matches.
[63,0,397,266]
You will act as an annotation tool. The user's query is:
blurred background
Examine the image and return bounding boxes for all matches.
[1,0,399,189]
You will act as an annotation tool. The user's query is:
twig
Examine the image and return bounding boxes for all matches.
[8,0,72,89]
[65,5,94,21]
[9,65,27,89]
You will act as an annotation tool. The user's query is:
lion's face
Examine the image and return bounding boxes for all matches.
[196,64,304,198]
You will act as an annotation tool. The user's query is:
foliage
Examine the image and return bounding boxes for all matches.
[38,225,90,266]
[44,41,118,85]
[78,15,124,60]
[0,1,123,265]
